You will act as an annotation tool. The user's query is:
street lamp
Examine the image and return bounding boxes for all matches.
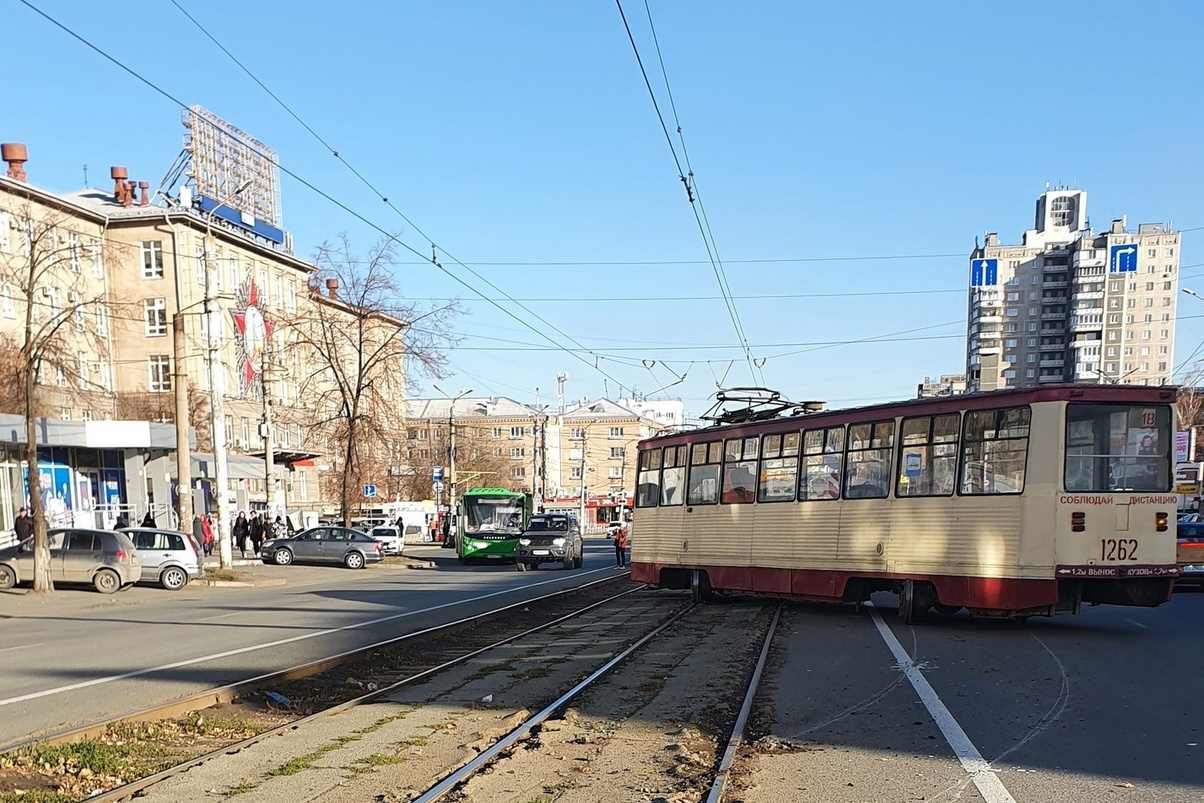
[433,385,472,541]
[204,179,251,568]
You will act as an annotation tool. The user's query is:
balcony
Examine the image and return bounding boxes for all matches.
[1043,279,1069,289]
[1038,372,1066,383]
[1040,342,1066,352]
[1041,311,1068,320]
[1073,253,1106,268]
[1040,357,1065,368]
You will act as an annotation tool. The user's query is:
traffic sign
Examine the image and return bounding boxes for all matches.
[905,452,922,478]
[1109,244,1137,273]
[970,258,998,287]
[433,465,444,482]
[364,484,377,498]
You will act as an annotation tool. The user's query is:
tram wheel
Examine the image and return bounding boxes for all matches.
[932,603,962,617]
[898,579,930,624]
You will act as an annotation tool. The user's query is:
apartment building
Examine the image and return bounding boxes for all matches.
[967,189,1179,391]
[0,143,405,524]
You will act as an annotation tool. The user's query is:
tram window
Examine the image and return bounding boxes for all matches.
[687,442,721,505]
[759,432,799,502]
[800,426,845,500]
[1064,403,1171,492]
[722,437,758,504]
[636,448,662,508]
[959,406,1030,495]
[844,420,895,499]
[661,445,687,506]
[896,413,959,497]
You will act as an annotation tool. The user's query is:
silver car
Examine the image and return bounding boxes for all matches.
[122,527,203,590]
[261,526,383,569]
[0,528,142,594]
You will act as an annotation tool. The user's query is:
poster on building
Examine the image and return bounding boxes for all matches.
[1175,430,1194,464]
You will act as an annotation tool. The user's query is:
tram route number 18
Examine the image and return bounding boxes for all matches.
[1101,538,1138,561]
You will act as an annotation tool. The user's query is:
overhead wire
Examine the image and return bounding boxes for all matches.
[615,0,761,386]
[15,0,640,399]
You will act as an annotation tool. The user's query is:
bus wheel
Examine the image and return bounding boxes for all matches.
[690,570,704,603]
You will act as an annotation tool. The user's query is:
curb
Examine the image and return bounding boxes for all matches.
[193,577,287,588]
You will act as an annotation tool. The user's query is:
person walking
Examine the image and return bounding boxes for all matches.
[248,511,264,555]
[201,514,214,556]
[233,512,250,559]
[614,524,629,568]
[272,515,288,541]
[14,506,33,543]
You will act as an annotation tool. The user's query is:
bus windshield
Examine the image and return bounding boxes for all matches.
[463,497,524,534]
[1064,403,1172,492]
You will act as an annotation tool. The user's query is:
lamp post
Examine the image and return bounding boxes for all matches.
[204,180,251,569]
[433,385,472,540]
[262,345,277,521]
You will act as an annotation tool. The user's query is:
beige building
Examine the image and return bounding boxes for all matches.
[0,144,405,525]
[968,189,1180,392]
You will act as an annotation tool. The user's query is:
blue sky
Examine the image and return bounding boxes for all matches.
[5,1,1203,419]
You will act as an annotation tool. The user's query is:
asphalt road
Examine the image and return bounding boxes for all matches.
[752,587,1204,802]
[0,539,627,745]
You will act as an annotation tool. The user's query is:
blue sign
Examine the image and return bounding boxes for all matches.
[1109,244,1138,273]
[905,452,923,478]
[363,484,377,498]
[432,465,444,482]
[970,258,998,287]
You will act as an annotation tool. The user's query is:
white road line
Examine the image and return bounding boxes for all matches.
[868,605,1017,803]
[0,643,44,654]
[0,568,613,708]
[1126,619,1149,629]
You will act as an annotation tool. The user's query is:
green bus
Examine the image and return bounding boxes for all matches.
[456,487,532,563]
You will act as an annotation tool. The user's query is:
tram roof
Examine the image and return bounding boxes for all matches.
[643,384,1178,446]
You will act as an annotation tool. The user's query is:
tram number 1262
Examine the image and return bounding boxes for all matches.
[1101,538,1139,561]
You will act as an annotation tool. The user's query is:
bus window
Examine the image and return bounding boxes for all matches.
[636,448,662,508]
[758,432,799,502]
[896,413,959,497]
[722,437,758,504]
[1064,403,1171,492]
[800,426,845,500]
[661,445,687,506]
[844,421,894,499]
[687,442,722,505]
[959,406,1030,495]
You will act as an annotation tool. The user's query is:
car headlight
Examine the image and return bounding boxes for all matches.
[552,537,566,546]
[519,537,531,546]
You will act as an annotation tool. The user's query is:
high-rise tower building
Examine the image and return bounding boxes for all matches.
[966,189,1180,392]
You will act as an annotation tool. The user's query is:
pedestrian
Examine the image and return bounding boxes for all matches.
[113,513,129,529]
[249,511,264,555]
[141,510,156,527]
[614,525,629,568]
[201,514,214,556]
[272,515,288,540]
[233,511,250,558]
[14,506,33,543]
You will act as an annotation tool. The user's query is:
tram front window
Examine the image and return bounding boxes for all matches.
[1064,403,1172,493]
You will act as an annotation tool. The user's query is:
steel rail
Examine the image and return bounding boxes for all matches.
[411,602,699,803]
[704,603,782,803]
[0,574,634,755]
[61,584,658,803]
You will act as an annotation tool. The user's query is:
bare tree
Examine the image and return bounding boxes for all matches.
[1176,367,1204,462]
[289,234,459,525]
[0,199,122,593]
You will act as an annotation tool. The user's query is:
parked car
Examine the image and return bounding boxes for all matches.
[121,527,203,590]
[0,528,142,594]
[370,525,404,555]
[261,526,383,569]
[1176,520,1204,587]
[517,513,583,571]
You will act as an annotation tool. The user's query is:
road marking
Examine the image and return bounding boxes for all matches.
[0,643,44,654]
[868,605,1017,803]
[1126,619,1148,629]
[0,568,614,708]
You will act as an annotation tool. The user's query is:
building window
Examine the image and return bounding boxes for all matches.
[570,427,585,440]
[610,446,625,459]
[1006,308,1018,317]
[148,355,171,392]
[95,306,108,335]
[570,466,582,480]
[509,446,525,459]
[608,466,623,479]
[1,283,13,319]
[1026,369,1035,378]
[195,245,207,285]
[510,426,525,439]
[298,471,308,502]
[609,426,625,438]
[82,409,93,422]
[144,298,167,336]
[1005,339,1017,348]
[1027,322,1038,332]
[60,407,71,421]
[68,232,80,272]
[141,241,164,278]
[512,467,526,480]
[77,352,89,389]
[90,242,104,279]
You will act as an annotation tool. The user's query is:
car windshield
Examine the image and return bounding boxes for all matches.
[527,518,567,532]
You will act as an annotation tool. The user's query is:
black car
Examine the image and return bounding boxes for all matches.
[261,526,383,569]
[517,513,583,571]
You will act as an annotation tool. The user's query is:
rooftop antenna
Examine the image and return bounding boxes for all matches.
[83,164,88,188]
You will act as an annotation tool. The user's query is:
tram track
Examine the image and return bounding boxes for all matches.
[0,575,643,802]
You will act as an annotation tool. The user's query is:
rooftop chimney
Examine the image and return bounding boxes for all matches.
[325,278,339,299]
[111,166,130,205]
[1,143,28,181]
[138,181,149,206]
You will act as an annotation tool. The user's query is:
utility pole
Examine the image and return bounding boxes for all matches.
[205,253,233,568]
[262,346,276,519]
[578,425,587,529]
[172,312,192,532]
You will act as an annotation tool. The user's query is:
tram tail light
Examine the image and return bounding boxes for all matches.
[1155,512,1169,532]
[1071,511,1085,532]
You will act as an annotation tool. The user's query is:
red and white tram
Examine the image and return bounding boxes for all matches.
[631,385,1179,620]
